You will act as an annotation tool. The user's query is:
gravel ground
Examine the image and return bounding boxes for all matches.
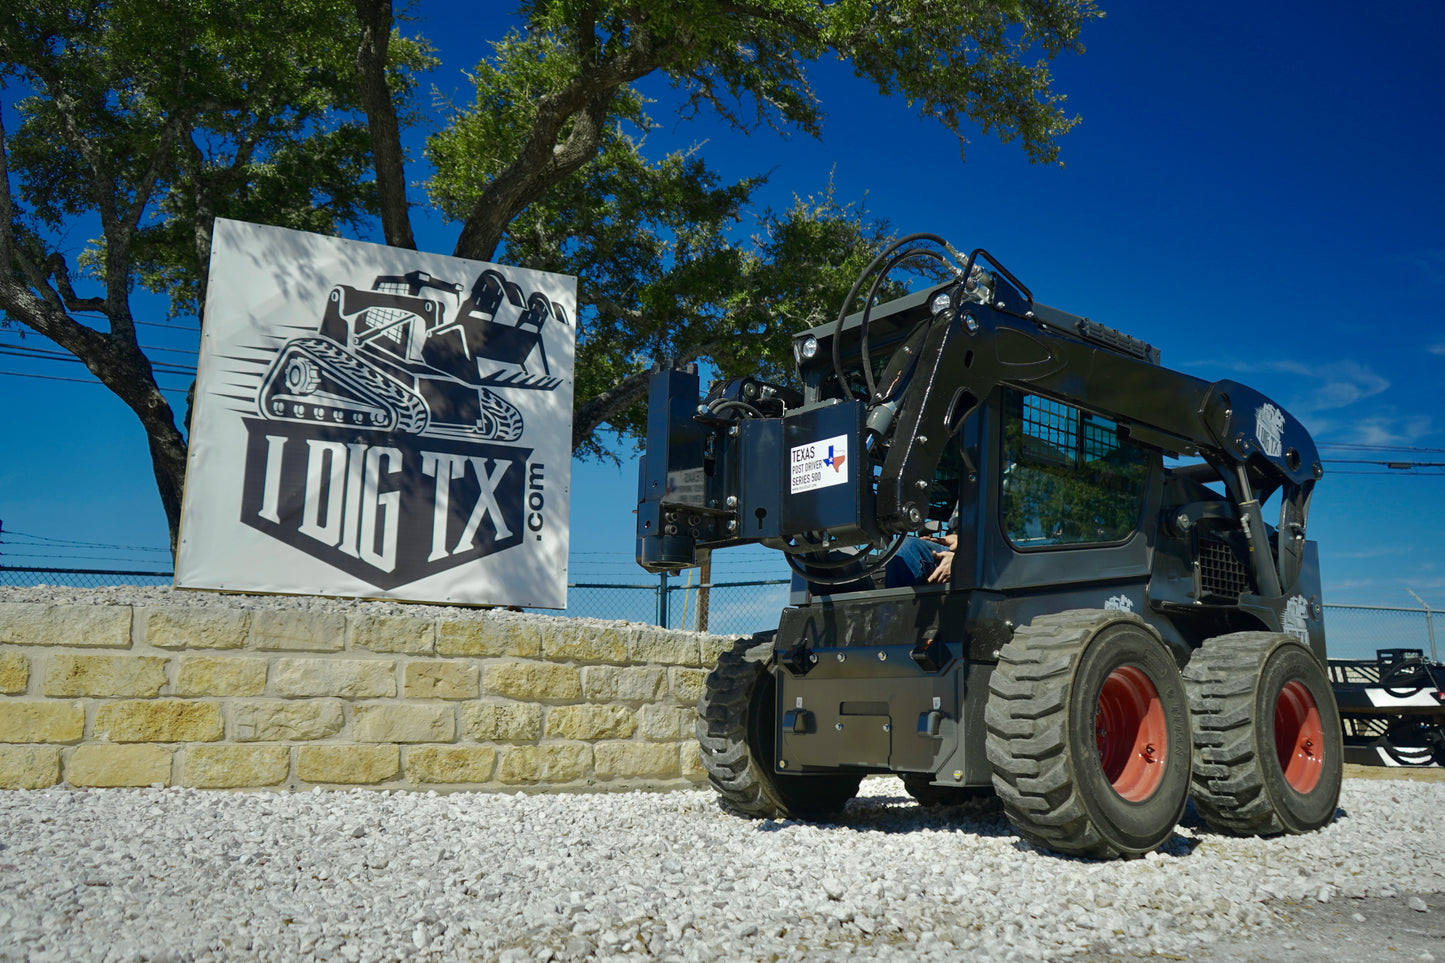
[1,776,1442,963]
[4,585,1442,960]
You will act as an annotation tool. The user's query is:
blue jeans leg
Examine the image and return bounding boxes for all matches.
[884,536,939,588]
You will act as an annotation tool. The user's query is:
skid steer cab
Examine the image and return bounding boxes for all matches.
[637,234,1341,858]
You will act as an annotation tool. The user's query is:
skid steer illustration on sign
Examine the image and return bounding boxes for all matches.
[258,268,565,441]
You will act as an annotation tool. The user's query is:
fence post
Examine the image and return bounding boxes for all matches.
[657,571,669,628]
[697,550,711,634]
[1406,589,1437,661]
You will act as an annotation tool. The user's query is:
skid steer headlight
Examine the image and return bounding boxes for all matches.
[795,335,819,363]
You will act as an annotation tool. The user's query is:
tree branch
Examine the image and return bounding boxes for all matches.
[582,289,645,327]
[452,28,680,262]
[571,338,725,449]
[572,367,653,451]
[43,253,106,313]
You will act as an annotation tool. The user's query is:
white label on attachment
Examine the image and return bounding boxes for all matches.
[789,434,850,494]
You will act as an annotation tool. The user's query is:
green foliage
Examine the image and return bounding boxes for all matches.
[0,0,434,553]
[429,0,1100,456]
[514,0,1098,160]
[499,136,891,455]
[428,22,893,457]
[1,0,434,317]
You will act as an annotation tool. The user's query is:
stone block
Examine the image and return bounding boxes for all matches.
[250,610,345,652]
[640,704,692,741]
[142,607,249,650]
[0,702,84,743]
[403,661,479,700]
[679,740,707,782]
[497,743,591,785]
[542,623,628,662]
[349,614,436,655]
[174,656,267,697]
[437,618,541,658]
[68,744,172,787]
[272,658,395,698]
[406,745,497,784]
[297,745,399,784]
[700,634,743,667]
[353,704,455,743]
[483,662,581,701]
[628,627,701,667]
[580,665,666,702]
[93,700,223,743]
[183,745,289,788]
[544,704,638,740]
[669,667,708,706]
[233,700,344,742]
[0,745,61,788]
[0,603,131,647]
[43,654,167,698]
[593,742,680,780]
[461,702,542,742]
[0,653,30,694]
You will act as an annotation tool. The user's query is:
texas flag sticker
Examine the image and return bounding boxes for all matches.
[790,433,851,494]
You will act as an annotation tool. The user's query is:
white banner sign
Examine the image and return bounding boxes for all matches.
[175,219,575,607]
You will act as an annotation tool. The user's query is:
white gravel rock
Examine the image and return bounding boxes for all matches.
[1,778,1443,961]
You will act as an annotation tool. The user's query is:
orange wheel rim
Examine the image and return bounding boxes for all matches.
[1095,665,1168,801]
[1275,680,1324,793]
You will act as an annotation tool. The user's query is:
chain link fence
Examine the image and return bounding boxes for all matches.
[548,579,792,636]
[1,565,1437,657]
[0,566,174,589]
[0,566,791,637]
[1322,603,1439,662]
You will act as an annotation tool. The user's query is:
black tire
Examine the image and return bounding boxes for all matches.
[696,634,863,819]
[984,610,1193,858]
[901,774,994,809]
[1185,632,1343,836]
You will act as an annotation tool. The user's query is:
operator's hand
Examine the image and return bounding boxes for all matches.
[923,532,957,583]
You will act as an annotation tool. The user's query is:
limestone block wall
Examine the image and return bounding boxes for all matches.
[0,597,738,792]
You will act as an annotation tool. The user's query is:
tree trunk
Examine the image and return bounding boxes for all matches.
[81,341,189,560]
[0,279,188,561]
[353,0,416,250]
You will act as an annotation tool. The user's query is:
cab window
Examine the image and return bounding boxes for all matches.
[1001,389,1150,548]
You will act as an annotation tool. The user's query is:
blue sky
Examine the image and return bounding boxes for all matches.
[2,1,1442,621]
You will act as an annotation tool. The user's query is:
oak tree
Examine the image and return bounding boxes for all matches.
[0,0,1100,556]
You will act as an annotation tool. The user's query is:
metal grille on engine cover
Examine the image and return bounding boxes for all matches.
[1197,532,1253,601]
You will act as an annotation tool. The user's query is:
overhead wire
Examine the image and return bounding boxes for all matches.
[0,529,170,553]
[1318,442,1445,454]
[0,342,196,375]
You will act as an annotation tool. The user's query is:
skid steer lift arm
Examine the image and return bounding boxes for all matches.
[636,236,1322,610]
